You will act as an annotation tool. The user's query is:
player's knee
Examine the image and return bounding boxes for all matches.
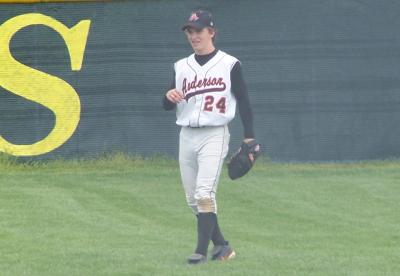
[197,197,216,213]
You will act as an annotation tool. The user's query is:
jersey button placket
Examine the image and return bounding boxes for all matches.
[195,72,206,127]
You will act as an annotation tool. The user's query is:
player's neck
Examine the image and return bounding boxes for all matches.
[194,48,218,66]
[195,48,217,57]
[194,45,215,56]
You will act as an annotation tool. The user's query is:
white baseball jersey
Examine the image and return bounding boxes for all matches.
[174,50,238,127]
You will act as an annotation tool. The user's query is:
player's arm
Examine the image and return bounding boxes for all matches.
[163,70,184,110]
[231,61,255,141]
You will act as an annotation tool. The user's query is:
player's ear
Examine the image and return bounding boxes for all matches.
[208,27,217,42]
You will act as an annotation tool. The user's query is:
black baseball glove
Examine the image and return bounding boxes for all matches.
[227,140,261,180]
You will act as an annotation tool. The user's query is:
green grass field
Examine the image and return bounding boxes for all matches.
[0,154,399,275]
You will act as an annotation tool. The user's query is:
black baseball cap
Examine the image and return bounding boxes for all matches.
[182,9,214,31]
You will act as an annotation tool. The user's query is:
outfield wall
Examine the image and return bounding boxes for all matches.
[1,1,400,161]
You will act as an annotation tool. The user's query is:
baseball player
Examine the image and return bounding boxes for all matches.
[163,9,256,264]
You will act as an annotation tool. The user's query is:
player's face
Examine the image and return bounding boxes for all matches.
[184,27,215,55]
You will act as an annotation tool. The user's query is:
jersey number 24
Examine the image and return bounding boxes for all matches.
[204,96,226,114]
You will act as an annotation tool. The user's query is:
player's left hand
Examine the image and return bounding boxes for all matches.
[227,139,261,180]
[243,138,257,161]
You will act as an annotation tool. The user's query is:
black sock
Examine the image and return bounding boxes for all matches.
[211,217,228,246]
[195,212,216,256]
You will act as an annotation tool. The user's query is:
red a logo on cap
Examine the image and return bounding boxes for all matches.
[189,13,199,21]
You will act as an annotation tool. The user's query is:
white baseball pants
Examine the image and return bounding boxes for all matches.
[179,125,230,214]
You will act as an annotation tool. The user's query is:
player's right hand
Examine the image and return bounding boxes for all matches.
[166,89,184,103]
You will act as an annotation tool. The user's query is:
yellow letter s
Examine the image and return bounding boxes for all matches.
[0,13,90,156]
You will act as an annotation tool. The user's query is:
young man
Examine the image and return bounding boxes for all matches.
[162,9,256,264]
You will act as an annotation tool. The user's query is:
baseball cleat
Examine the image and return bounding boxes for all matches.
[211,244,236,261]
[187,253,207,265]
